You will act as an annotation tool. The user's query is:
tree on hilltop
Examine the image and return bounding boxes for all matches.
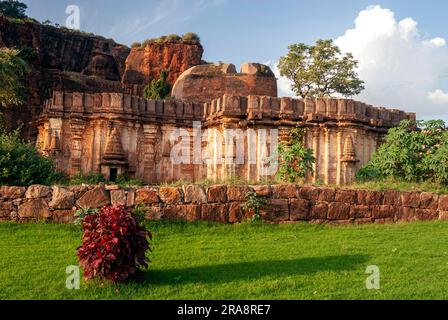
[278,39,364,99]
[0,0,28,19]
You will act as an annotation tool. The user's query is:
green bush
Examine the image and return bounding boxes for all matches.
[182,32,200,43]
[166,34,181,42]
[144,70,171,100]
[68,172,106,185]
[357,120,448,184]
[273,127,315,183]
[131,42,141,48]
[0,130,57,186]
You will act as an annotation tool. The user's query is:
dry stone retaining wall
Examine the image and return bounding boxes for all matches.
[0,184,446,224]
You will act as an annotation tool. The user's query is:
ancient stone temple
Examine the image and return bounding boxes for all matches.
[37,62,415,185]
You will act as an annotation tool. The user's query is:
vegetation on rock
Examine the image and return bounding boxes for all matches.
[140,32,201,48]
[278,39,364,98]
[144,70,171,100]
[0,48,30,107]
[0,0,27,19]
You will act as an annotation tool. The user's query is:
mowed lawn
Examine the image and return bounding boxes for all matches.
[1,220,448,300]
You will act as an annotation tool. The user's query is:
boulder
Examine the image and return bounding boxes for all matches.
[25,185,52,199]
[18,199,50,219]
[0,186,26,199]
[49,186,75,210]
[76,185,110,208]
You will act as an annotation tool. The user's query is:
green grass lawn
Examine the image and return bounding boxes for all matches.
[1,220,448,300]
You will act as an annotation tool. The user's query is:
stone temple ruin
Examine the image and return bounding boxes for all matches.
[37,62,415,185]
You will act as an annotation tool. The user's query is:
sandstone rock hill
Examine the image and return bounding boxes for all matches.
[0,17,204,138]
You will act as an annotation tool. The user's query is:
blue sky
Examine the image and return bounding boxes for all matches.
[21,0,448,118]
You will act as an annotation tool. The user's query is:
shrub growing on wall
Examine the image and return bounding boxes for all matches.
[144,70,171,100]
[0,130,57,186]
[274,127,315,183]
[357,119,448,184]
[77,205,152,283]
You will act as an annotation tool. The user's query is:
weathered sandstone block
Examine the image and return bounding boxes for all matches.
[135,188,159,205]
[349,205,372,219]
[251,185,272,197]
[335,189,357,204]
[328,202,350,220]
[290,199,310,221]
[401,192,420,208]
[0,186,26,199]
[76,185,111,208]
[201,204,228,223]
[439,195,448,211]
[227,186,253,202]
[53,210,75,223]
[372,205,395,219]
[299,186,320,201]
[207,185,227,203]
[260,199,289,222]
[414,209,438,221]
[183,185,207,204]
[383,190,402,206]
[159,187,183,204]
[49,186,75,210]
[162,205,201,221]
[309,202,328,219]
[272,184,298,199]
[25,185,52,199]
[396,207,416,222]
[356,190,383,205]
[419,192,439,210]
[228,202,245,223]
[18,199,51,219]
[318,188,336,202]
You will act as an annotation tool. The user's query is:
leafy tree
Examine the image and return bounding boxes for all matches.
[0,48,30,107]
[144,70,171,100]
[273,127,315,183]
[357,120,448,184]
[0,0,28,19]
[0,129,57,186]
[278,39,364,98]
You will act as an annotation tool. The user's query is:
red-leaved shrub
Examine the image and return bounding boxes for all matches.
[77,205,151,283]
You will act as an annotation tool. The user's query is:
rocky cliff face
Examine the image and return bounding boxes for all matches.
[0,15,131,138]
[122,41,204,96]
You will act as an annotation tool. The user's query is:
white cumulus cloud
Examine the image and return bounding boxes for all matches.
[428,89,448,105]
[273,5,448,119]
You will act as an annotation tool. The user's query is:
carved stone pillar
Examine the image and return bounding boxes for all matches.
[142,124,159,183]
[69,119,86,176]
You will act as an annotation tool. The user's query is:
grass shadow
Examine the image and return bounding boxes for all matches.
[144,254,370,285]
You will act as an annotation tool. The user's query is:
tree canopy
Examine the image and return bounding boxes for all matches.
[0,48,30,107]
[278,39,365,99]
[0,0,28,19]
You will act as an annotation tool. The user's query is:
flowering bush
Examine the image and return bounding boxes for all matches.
[77,205,151,283]
[357,120,448,184]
